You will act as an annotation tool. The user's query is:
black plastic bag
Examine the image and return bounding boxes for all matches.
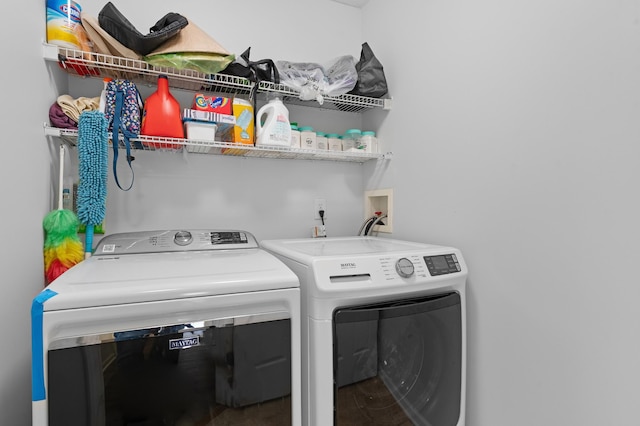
[218,47,280,129]
[219,46,279,113]
[348,42,388,98]
[220,47,279,86]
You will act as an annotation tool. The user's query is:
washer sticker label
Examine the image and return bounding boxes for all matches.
[101,244,116,253]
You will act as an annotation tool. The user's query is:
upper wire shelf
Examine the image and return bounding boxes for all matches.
[43,44,392,113]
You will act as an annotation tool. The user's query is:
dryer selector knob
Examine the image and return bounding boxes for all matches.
[174,230,193,246]
[395,258,415,278]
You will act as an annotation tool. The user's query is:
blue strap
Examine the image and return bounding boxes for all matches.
[31,289,58,401]
[112,90,135,191]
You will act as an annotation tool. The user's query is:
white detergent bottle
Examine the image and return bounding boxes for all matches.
[256,98,291,147]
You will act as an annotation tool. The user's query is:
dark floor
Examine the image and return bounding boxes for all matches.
[336,377,412,426]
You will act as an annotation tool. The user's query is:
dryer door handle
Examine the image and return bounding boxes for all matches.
[334,291,460,323]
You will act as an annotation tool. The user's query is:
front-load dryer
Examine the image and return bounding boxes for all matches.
[32,229,301,426]
[260,236,467,426]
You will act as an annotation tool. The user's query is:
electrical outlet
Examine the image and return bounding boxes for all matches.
[314,198,326,219]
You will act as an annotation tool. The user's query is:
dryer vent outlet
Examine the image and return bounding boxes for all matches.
[364,188,393,233]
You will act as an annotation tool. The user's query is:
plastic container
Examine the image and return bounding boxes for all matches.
[360,131,378,153]
[256,98,291,147]
[141,75,184,148]
[299,126,317,150]
[342,129,362,152]
[46,0,91,51]
[316,132,328,150]
[290,123,301,148]
[327,133,342,151]
[184,120,217,153]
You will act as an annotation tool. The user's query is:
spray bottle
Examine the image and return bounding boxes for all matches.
[98,77,112,114]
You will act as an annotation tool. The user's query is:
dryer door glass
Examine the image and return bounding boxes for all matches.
[46,318,292,425]
[333,292,462,426]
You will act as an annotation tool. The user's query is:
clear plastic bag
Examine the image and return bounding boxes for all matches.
[276,55,357,105]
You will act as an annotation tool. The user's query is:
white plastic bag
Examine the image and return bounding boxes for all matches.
[276,55,357,105]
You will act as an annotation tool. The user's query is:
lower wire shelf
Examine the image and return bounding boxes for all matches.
[44,126,391,163]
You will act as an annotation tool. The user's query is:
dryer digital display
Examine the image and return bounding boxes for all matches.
[424,254,461,276]
[210,231,249,244]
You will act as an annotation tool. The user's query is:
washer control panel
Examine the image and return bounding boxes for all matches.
[377,253,461,281]
[379,254,429,281]
[95,230,257,255]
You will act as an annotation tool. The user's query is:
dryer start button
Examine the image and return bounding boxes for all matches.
[174,231,193,246]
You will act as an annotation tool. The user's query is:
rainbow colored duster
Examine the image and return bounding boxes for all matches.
[43,144,84,285]
[43,209,84,284]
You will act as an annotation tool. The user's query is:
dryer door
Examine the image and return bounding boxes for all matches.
[333,292,462,426]
[45,315,292,426]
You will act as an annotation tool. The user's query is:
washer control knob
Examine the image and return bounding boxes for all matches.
[174,231,193,246]
[395,258,415,278]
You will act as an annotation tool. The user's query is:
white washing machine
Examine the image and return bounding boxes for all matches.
[260,236,467,426]
[32,229,301,426]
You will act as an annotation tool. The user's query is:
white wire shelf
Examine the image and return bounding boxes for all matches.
[43,44,392,113]
[44,126,391,163]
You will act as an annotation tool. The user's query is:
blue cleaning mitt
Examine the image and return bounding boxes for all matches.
[76,110,108,257]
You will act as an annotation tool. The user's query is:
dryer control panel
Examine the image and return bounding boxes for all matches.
[94,230,258,255]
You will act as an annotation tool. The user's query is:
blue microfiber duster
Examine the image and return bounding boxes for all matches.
[77,110,108,258]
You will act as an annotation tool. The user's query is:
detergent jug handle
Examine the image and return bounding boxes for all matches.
[255,102,274,139]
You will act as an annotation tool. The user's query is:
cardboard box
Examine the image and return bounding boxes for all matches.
[232,98,254,145]
[191,93,233,115]
[182,108,235,125]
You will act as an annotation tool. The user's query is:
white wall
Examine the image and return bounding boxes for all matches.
[364,0,640,425]
[0,1,59,423]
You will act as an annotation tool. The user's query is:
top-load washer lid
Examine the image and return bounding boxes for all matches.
[261,236,435,258]
[260,236,454,262]
[42,229,299,311]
